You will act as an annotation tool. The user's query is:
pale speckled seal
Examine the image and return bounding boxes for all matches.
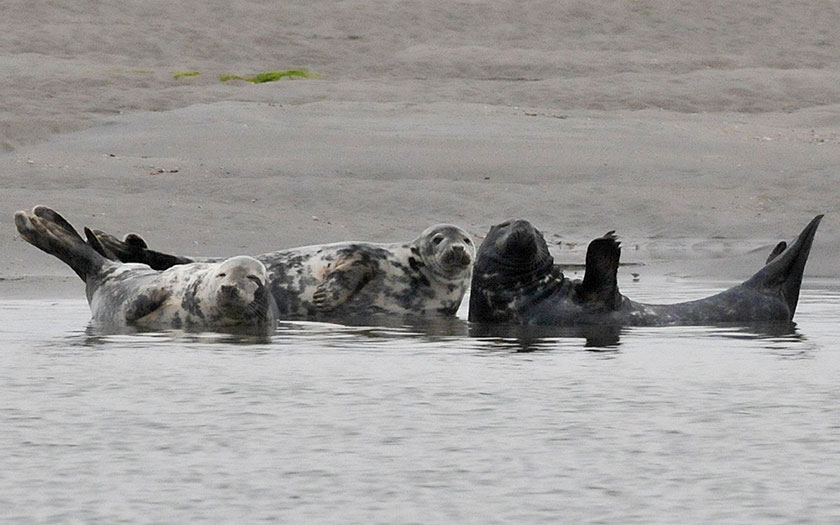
[87,224,475,320]
[15,206,277,332]
[469,216,823,326]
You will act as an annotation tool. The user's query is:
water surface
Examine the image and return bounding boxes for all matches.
[2,278,839,523]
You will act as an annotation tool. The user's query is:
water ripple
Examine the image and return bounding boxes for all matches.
[1,283,839,522]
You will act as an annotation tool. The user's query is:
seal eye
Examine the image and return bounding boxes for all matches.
[432,235,444,246]
[217,272,227,278]
[463,237,472,245]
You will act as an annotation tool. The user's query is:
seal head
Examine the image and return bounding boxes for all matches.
[473,219,554,283]
[415,224,476,282]
[203,256,275,326]
[469,219,560,323]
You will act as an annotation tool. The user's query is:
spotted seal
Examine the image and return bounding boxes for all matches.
[469,216,823,326]
[15,206,277,332]
[86,224,475,320]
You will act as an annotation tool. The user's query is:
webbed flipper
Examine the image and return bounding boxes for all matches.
[312,255,375,312]
[745,214,823,317]
[84,227,117,260]
[578,231,622,310]
[14,206,106,281]
[765,241,787,264]
[86,229,193,270]
[124,288,172,323]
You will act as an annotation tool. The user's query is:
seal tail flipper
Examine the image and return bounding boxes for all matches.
[745,214,823,317]
[14,206,108,282]
[86,229,192,270]
[765,241,787,264]
[84,227,117,259]
[579,231,622,310]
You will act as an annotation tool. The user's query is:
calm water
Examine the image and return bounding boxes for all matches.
[2,277,839,524]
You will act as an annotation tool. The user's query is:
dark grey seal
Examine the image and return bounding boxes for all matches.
[86,224,475,320]
[15,206,277,332]
[469,216,823,326]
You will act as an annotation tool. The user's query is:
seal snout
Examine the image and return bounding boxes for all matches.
[442,243,473,268]
[503,224,539,257]
[217,283,247,311]
[220,284,241,299]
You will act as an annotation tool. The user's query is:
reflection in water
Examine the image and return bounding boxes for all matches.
[704,323,817,358]
[77,325,276,347]
[469,322,624,351]
[467,321,806,353]
[2,284,840,523]
[58,305,813,354]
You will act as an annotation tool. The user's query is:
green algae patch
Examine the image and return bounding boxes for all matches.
[173,71,201,79]
[219,69,318,83]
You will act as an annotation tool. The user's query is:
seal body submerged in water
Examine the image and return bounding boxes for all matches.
[469,216,823,326]
[15,206,277,332]
[87,224,475,320]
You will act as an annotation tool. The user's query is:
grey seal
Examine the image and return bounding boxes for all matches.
[15,206,277,332]
[469,216,823,326]
[87,224,475,320]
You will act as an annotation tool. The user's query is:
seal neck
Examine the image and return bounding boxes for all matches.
[474,253,556,289]
[469,261,565,323]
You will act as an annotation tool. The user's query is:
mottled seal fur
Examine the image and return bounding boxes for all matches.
[469,216,823,326]
[15,206,277,332]
[87,224,475,320]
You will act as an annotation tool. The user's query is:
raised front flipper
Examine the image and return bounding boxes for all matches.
[124,287,172,323]
[578,231,622,310]
[86,229,193,270]
[312,255,375,312]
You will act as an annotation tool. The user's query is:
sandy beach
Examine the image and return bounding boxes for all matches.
[2,1,839,300]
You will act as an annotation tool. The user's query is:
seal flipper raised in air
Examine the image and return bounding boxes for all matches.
[744,214,823,317]
[15,206,107,282]
[312,253,376,311]
[765,241,787,264]
[577,231,622,311]
[87,229,194,270]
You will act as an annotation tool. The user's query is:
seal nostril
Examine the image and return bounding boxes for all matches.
[220,284,239,298]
